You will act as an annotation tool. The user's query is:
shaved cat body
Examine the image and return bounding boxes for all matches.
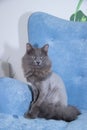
[22,43,80,122]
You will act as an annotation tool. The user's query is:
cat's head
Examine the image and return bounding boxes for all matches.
[23,43,51,69]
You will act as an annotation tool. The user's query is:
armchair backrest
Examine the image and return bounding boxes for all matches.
[28,12,87,110]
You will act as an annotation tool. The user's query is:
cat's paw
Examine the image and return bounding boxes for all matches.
[24,112,37,119]
[24,112,32,118]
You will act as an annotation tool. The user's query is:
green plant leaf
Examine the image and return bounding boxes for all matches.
[70,10,87,22]
[74,0,84,21]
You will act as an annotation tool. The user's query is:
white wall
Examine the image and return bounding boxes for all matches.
[0,0,87,82]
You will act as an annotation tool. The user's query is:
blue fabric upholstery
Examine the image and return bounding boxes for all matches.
[28,12,87,110]
[0,12,87,130]
[0,78,31,116]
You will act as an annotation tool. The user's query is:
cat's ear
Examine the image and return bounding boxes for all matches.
[26,43,33,53]
[42,44,49,53]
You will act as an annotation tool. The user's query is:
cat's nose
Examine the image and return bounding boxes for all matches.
[36,61,40,65]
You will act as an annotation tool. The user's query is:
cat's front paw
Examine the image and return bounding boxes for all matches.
[24,112,37,119]
[24,112,32,119]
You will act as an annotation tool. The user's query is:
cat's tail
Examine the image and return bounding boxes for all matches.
[61,105,81,122]
[39,103,81,122]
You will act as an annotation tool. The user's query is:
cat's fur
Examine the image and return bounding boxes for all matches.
[22,43,81,122]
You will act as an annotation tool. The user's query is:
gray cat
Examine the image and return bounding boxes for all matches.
[22,43,80,122]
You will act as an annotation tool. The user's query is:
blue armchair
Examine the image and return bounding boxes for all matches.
[0,12,87,130]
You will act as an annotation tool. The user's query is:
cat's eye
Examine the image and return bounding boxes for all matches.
[32,56,36,59]
[40,57,43,59]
